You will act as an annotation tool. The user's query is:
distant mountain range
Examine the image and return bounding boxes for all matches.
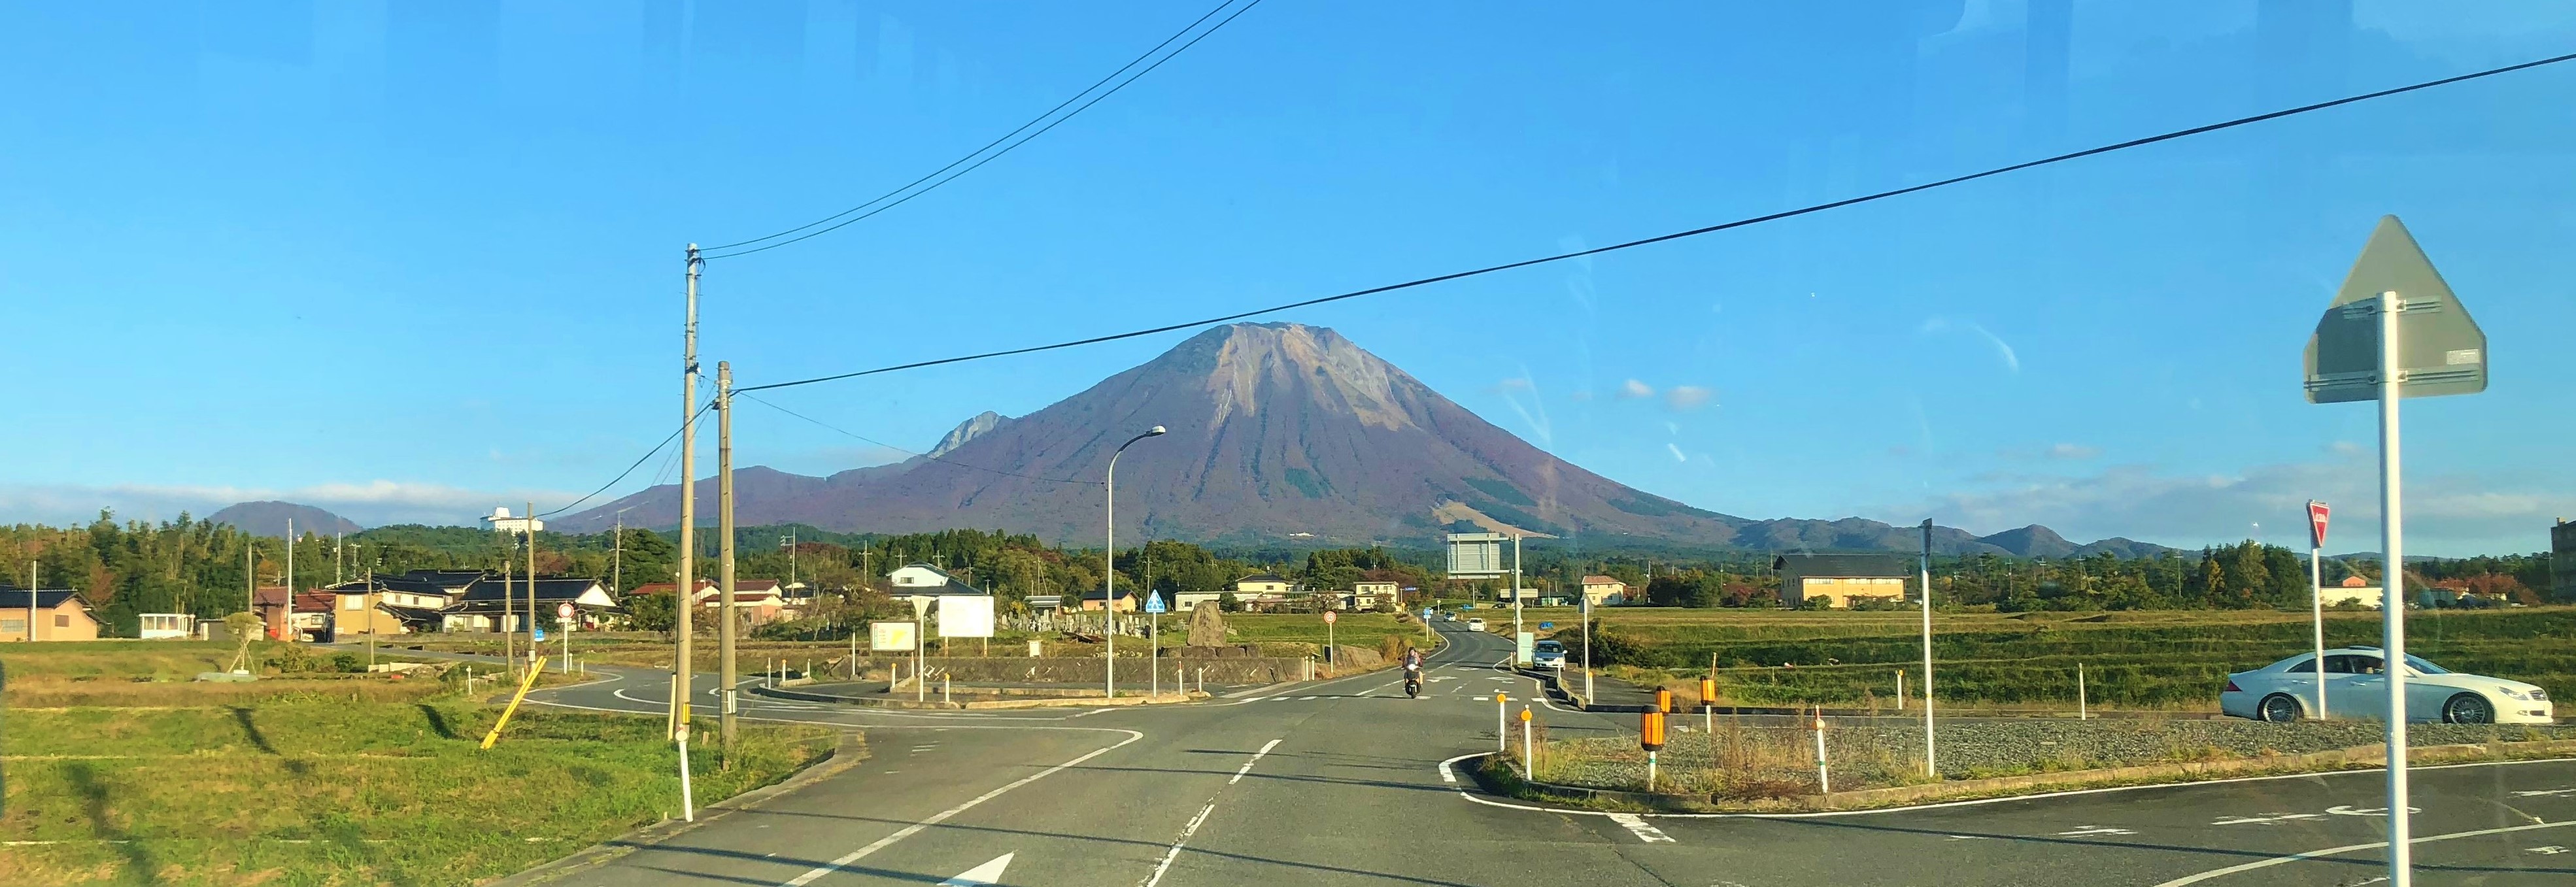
[209,501,362,537]
[559,323,2173,559]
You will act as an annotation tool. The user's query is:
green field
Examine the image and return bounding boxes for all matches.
[1508,606,2576,710]
[1,642,836,886]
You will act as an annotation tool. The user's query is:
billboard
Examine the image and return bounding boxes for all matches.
[869,621,917,652]
[936,595,996,639]
[1444,532,1506,578]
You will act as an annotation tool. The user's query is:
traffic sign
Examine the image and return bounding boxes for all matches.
[2304,216,2486,403]
[1421,608,1434,620]
[2308,501,2331,549]
[532,628,545,642]
[1322,610,1336,625]
[1143,592,1166,614]
[556,603,575,620]
[1539,621,1553,629]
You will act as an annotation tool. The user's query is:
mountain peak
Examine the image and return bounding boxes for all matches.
[1978,524,2077,558]
[930,411,1011,458]
[208,501,362,538]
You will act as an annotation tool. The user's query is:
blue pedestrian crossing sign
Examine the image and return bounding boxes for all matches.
[1422,608,1435,620]
[532,628,546,642]
[1143,592,1166,614]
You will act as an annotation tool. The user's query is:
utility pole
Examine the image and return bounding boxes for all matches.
[28,561,39,643]
[613,509,627,594]
[285,518,295,642]
[717,361,739,758]
[501,541,515,666]
[334,531,343,586]
[526,501,538,669]
[245,544,255,621]
[675,243,701,739]
[366,569,377,671]
[1918,519,1938,780]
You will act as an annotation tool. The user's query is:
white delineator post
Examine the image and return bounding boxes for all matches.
[2076,662,2088,720]
[675,724,696,822]
[1495,693,1508,752]
[1812,706,1830,794]
[2377,290,2413,886]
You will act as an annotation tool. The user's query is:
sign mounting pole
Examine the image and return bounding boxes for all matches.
[2303,215,2486,887]
[2308,501,2330,720]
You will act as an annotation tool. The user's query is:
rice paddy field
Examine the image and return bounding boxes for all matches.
[1510,606,2576,711]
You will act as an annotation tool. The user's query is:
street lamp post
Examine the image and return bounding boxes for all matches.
[1104,426,1167,700]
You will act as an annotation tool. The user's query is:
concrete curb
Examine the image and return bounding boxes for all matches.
[483,731,866,887]
[1482,737,2576,814]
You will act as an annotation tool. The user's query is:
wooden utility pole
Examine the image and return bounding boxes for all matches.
[717,361,739,757]
[501,546,515,666]
[674,244,702,739]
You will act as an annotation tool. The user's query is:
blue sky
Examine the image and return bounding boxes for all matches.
[5,1,2574,556]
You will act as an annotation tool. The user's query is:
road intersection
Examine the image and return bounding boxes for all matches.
[507,624,2576,886]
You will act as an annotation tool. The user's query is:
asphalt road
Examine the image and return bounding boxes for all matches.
[503,624,2576,886]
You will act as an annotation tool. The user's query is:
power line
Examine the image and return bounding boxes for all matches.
[703,0,1261,259]
[736,392,1092,484]
[737,48,2576,394]
[536,399,715,518]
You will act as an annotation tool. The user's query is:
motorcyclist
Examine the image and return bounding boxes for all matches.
[1402,648,1425,697]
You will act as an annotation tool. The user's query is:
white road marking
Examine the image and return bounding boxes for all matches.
[775,732,1144,887]
[1299,696,1319,701]
[1945,835,1988,841]
[2515,787,2576,797]
[1606,813,1675,843]
[2148,820,2576,886]
[2326,805,2418,816]
[2211,813,2326,826]
[938,853,1013,886]
[1231,739,1283,785]
[1438,761,1457,784]
[2055,826,2135,837]
[1143,739,1282,887]
[2531,845,2569,855]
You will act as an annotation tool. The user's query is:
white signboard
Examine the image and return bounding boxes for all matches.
[936,595,996,639]
[870,621,919,652]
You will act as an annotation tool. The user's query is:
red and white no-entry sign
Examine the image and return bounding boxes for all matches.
[557,602,575,620]
[1322,611,1336,624]
[2307,501,2331,549]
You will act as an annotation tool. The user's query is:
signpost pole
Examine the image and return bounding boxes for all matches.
[1918,519,1937,780]
[2309,501,2331,720]
[2376,290,2413,887]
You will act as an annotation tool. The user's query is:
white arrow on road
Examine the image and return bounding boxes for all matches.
[939,853,1012,886]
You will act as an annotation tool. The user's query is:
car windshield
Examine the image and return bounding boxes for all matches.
[18,5,2573,887]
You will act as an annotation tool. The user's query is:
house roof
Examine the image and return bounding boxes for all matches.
[894,580,987,597]
[1581,575,1622,585]
[630,580,715,597]
[458,577,607,603]
[0,589,89,610]
[292,592,337,612]
[1771,554,1912,578]
[400,569,488,588]
[1081,588,1137,601]
[1235,573,1289,584]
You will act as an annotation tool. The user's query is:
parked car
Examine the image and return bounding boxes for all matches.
[1530,640,1567,669]
[1466,618,1486,631]
[2220,646,2552,724]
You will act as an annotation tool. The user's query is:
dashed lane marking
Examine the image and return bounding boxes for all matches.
[1606,813,1675,844]
[2211,813,2326,826]
[2148,820,2576,886]
[2532,845,2569,855]
[2056,826,2136,837]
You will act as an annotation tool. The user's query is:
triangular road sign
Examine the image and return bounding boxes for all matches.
[2304,216,2487,403]
[2307,501,2330,550]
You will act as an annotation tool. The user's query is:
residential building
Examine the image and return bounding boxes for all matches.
[2320,575,2384,609]
[137,613,192,639]
[1578,575,1629,608]
[1352,581,1399,610]
[1172,590,1226,611]
[1080,588,1138,612]
[1232,573,1295,595]
[694,578,789,627]
[253,588,339,641]
[0,590,99,641]
[1773,554,1911,609]
[446,576,618,631]
[886,563,990,610]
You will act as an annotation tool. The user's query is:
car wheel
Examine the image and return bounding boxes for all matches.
[2442,693,2494,724]
[2258,694,2303,723]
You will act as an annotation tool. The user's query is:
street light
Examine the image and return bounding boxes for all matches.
[1104,425,1166,699]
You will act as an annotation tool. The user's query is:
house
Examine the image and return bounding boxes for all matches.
[1773,554,1911,609]
[0,590,99,641]
[1353,581,1399,610]
[693,578,789,627]
[2320,575,2384,609]
[324,574,464,638]
[885,563,990,609]
[1080,588,1138,612]
[253,588,340,641]
[1578,575,1629,608]
[446,576,618,631]
[1172,590,1227,611]
[1232,573,1295,595]
[138,613,193,639]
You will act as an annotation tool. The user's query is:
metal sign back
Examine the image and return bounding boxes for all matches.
[2303,216,2486,403]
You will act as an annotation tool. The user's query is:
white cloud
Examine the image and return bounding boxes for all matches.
[1667,443,1687,463]
[1889,454,2571,556]
[2046,443,2101,460]
[1921,317,2020,373]
[0,480,581,529]
[1664,386,1714,411]
[1615,379,1654,400]
[1488,377,1533,393]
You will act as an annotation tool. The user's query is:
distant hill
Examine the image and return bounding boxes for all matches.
[209,501,362,538]
[558,322,2177,559]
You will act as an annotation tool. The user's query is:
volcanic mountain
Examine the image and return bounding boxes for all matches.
[562,323,1750,544]
[560,323,2173,557]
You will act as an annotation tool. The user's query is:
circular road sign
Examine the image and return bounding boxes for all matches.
[557,603,575,619]
[1323,611,1337,624]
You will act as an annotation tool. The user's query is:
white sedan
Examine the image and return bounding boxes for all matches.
[2221,646,2553,725]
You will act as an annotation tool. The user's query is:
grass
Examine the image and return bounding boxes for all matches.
[0,643,839,886]
[1519,606,2576,710]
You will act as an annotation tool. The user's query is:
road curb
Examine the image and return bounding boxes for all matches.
[1473,737,2576,814]
[481,730,868,887]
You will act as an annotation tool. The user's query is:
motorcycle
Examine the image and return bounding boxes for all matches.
[1403,668,1422,699]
